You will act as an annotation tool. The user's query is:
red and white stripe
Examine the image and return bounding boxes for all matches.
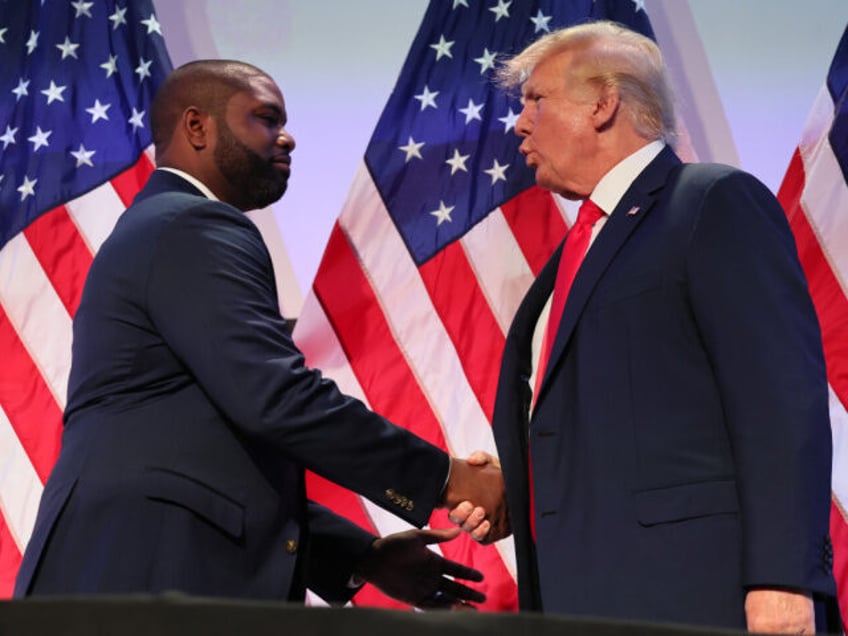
[294,160,581,610]
[776,83,848,624]
[0,149,149,596]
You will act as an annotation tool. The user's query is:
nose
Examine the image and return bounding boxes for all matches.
[277,128,295,151]
[515,105,532,138]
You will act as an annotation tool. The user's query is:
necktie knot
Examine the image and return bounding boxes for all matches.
[575,198,604,228]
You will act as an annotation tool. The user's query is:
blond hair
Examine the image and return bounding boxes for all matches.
[497,21,677,143]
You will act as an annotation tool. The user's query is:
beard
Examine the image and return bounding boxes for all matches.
[214,121,288,210]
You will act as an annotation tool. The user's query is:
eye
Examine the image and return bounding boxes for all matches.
[255,110,283,128]
[522,92,542,106]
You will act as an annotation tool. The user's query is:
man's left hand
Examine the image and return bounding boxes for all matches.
[355,527,486,610]
[745,588,815,634]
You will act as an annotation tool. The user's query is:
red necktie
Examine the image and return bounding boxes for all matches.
[536,198,604,392]
[529,198,604,541]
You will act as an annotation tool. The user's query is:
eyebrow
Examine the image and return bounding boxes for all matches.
[521,84,539,99]
[255,102,286,122]
[257,102,284,115]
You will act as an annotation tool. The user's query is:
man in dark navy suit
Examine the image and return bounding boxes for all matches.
[450,21,838,633]
[15,59,506,607]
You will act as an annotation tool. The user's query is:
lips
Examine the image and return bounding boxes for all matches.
[271,155,291,173]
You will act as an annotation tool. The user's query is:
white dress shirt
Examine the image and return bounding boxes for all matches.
[157,166,219,200]
[528,140,666,409]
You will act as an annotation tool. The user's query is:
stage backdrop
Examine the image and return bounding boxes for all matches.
[1,0,847,624]
[154,0,848,310]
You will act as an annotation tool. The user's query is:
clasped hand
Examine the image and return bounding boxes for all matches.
[442,452,510,544]
[356,452,508,609]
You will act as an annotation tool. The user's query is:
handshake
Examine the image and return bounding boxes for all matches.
[441,451,510,544]
[354,451,509,610]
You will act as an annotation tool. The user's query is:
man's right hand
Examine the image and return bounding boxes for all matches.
[442,452,510,544]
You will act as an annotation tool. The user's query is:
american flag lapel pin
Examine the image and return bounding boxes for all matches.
[627,206,641,216]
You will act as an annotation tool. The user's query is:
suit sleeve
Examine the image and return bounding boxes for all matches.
[145,200,448,527]
[685,169,834,595]
[302,501,376,605]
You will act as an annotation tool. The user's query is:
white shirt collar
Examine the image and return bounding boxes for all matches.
[590,140,665,214]
[157,167,219,201]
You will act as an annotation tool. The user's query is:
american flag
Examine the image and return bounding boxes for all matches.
[293,0,655,609]
[777,23,848,626]
[0,0,171,595]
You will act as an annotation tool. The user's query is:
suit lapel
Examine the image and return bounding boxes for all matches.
[535,147,682,405]
[510,241,562,354]
[498,240,561,431]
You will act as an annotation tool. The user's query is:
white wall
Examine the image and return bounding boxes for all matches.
[154,1,848,313]
[685,1,846,192]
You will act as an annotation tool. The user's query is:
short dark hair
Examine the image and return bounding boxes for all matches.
[150,59,269,152]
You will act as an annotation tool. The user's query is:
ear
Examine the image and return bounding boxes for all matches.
[591,86,620,132]
[183,106,212,151]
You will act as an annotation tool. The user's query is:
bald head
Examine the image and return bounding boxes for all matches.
[150,59,271,158]
[149,59,295,211]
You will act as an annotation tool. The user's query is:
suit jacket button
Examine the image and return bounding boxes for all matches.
[405,501,414,512]
[285,539,298,555]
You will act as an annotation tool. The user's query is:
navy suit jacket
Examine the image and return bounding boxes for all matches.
[15,170,449,601]
[493,147,836,628]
